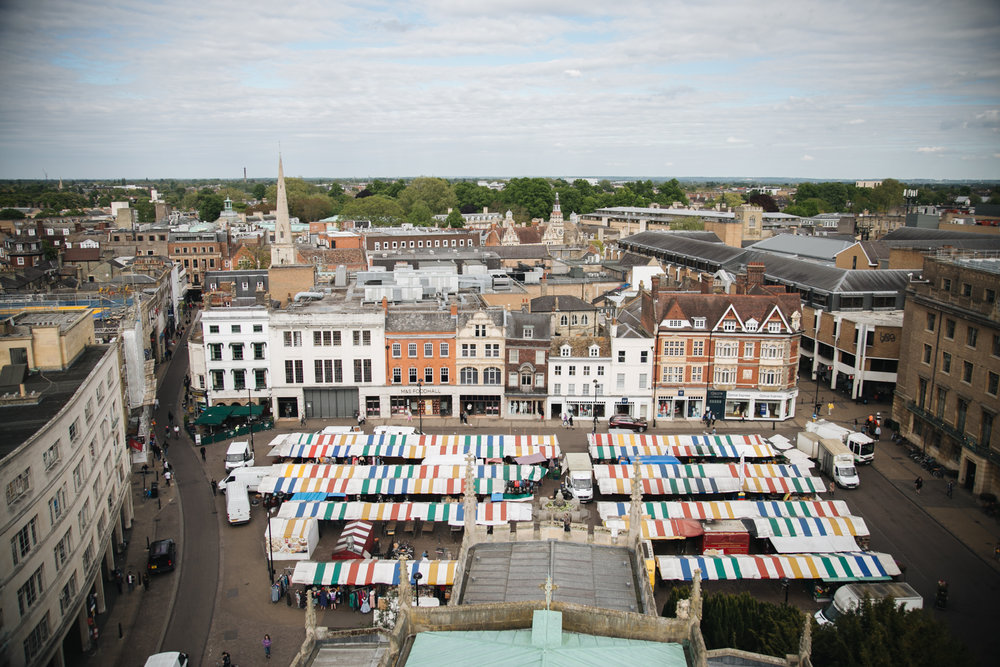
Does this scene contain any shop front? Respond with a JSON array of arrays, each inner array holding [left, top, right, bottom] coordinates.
[[460, 394, 501, 416], [656, 390, 705, 421], [722, 389, 798, 421], [389, 393, 453, 417], [505, 394, 546, 418]]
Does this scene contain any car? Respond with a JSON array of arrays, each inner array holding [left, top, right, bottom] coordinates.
[[147, 538, 177, 574], [608, 415, 648, 432]]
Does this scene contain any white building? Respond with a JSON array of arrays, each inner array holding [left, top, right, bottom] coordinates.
[[547, 337, 612, 422], [609, 322, 655, 421], [200, 307, 271, 407], [0, 313, 131, 667]]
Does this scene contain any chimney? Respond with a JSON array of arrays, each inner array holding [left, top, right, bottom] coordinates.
[[450, 303, 458, 317], [700, 276, 712, 294], [483, 206, 488, 214], [651, 274, 660, 296], [735, 272, 748, 295], [382, 296, 389, 314], [747, 262, 765, 291]]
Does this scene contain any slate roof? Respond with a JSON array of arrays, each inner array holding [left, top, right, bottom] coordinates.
[[505, 311, 552, 339], [487, 245, 551, 259], [62, 247, 101, 262], [746, 234, 855, 262], [549, 335, 611, 357], [616, 297, 652, 338], [652, 292, 801, 330], [615, 251, 658, 268], [514, 227, 543, 244], [385, 310, 457, 333], [530, 294, 597, 312]]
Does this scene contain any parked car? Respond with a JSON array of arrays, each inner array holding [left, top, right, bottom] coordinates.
[[147, 538, 177, 574], [609, 415, 648, 432]]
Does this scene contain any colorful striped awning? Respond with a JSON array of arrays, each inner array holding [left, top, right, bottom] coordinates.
[[750, 516, 869, 538], [291, 559, 458, 586], [259, 476, 502, 496], [603, 518, 704, 540], [655, 552, 900, 581], [597, 500, 852, 521], [270, 433, 560, 460], [277, 500, 533, 525], [272, 463, 544, 482], [741, 477, 826, 494], [589, 443, 775, 461], [594, 463, 812, 480], [597, 477, 739, 495]]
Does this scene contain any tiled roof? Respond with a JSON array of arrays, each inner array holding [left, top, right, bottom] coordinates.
[[530, 294, 597, 312]]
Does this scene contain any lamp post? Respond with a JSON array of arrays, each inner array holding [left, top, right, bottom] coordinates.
[[266, 507, 276, 585], [417, 380, 423, 434], [246, 386, 254, 450], [813, 371, 821, 418], [413, 571, 423, 607], [593, 379, 599, 434]]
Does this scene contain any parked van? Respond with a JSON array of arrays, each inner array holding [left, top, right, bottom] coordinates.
[[218, 466, 272, 494], [224, 441, 254, 472], [373, 425, 417, 435], [144, 652, 189, 667], [226, 481, 251, 525]]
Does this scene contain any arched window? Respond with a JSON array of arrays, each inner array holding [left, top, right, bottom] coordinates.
[[483, 367, 502, 385], [560, 315, 569, 326], [581, 314, 588, 325], [571, 315, 578, 325], [520, 370, 533, 388], [460, 367, 478, 384]]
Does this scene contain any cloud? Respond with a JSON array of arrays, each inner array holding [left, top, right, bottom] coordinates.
[[563, 69, 582, 77], [726, 137, 748, 144], [801, 154, 815, 161], [847, 119, 865, 125], [917, 146, 945, 153]]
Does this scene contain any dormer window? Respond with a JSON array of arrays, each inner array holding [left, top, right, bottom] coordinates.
[[745, 319, 758, 332], [768, 322, 782, 333], [667, 319, 684, 328], [723, 321, 737, 332], [523, 326, 534, 339], [693, 318, 706, 328], [560, 345, 571, 357], [589, 345, 600, 357]]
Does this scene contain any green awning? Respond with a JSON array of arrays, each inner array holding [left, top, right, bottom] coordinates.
[[229, 405, 265, 417], [194, 406, 233, 425]]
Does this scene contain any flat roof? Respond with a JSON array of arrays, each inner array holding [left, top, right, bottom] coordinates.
[[459, 541, 645, 613], [0, 345, 110, 462]]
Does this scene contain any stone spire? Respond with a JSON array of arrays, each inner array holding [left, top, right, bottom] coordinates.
[[271, 155, 297, 266], [627, 458, 644, 545], [551, 192, 563, 223]]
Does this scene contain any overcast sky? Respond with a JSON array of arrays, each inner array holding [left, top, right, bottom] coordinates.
[[0, 0, 998, 181]]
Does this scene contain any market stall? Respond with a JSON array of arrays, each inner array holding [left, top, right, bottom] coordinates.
[[266, 517, 319, 561], [655, 552, 900, 582], [597, 500, 853, 522]]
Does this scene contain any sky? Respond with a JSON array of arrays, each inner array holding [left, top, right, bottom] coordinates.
[[0, 0, 998, 181]]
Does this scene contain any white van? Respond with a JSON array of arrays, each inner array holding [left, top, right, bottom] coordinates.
[[226, 481, 251, 525], [373, 425, 417, 435], [144, 652, 189, 667], [218, 466, 271, 494], [224, 441, 254, 472]]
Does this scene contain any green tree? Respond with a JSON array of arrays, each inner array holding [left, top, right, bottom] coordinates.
[[454, 181, 495, 213], [445, 208, 465, 228], [654, 178, 689, 207], [0, 208, 25, 219], [339, 195, 405, 226], [197, 194, 224, 222], [406, 201, 433, 226], [134, 198, 156, 223], [41, 240, 59, 260], [398, 177, 457, 216], [296, 195, 334, 222], [252, 183, 267, 200], [369, 179, 407, 198], [502, 177, 554, 219]]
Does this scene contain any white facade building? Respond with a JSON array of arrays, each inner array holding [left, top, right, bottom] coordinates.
[[610, 325, 655, 421], [547, 338, 612, 423], [201, 307, 271, 406]]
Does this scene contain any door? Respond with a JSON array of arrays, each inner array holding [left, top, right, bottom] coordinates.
[[304, 388, 359, 418]]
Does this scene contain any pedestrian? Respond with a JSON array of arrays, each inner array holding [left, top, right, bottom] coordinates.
[[167, 411, 174, 424], [853, 418, 858, 428], [711, 427, 717, 435], [164, 470, 172, 486], [915, 476, 923, 494], [875, 425, 882, 441], [262, 634, 272, 660], [114, 569, 123, 594], [563, 513, 571, 532], [828, 481, 835, 495], [200, 446, 206, 461], [568, 414, 574, 427], [405, 408, 412, 423], [127, 570, 135, 592], [947, 480, 954, 498], [561, 413, 568, 427], [142, 572, 150, 591], [211, 479, 217, 496], [173, 425, 180, 440]]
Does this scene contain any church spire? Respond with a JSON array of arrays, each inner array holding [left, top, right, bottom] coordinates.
[[550, 192, 563, 223], [271, 155, 296, 266]]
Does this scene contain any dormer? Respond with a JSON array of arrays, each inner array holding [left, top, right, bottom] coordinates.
[[588, 345, 600, 357], [560, 344, 571, 357], [744, 318, 759, 332]]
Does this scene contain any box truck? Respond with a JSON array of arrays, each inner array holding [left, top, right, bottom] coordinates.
[[805, 419, 875, 464], [815, 582, 923, 625], [797, 433, 859, 488], [561, 453, 594, 503]]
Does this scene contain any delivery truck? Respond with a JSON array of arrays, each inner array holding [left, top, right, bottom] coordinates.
[[797, 432, 859, 488], [815, 582, 923, 625], [805, 419, 875, 464], [561, 453, 594, 503]]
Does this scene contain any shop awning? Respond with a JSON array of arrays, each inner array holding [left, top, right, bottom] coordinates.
[[291, 559, 458, 586], [749, 516, 869, 538], [604, 518, 704, 540], [594, 463, 813, 480], [768, 535, 861, 553], [514, 452, 547, 465], [229, 404, 265, 417], [597, 477, 739, 495], [272, 462, 545, 482], [270, 433, 560, 460], [260, 476, 502, 496], [742, 477, 826, 494], [194, 405, 232, 425], [277, 501, 533, 525], [655, 552, 900, 581], [597, 499, 852, 522]]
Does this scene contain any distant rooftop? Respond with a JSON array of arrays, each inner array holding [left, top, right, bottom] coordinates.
[[2, 311, 83, 335]]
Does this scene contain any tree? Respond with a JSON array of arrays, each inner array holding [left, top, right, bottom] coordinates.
[[134, 198, 156, 223], [296, 195, 334, 222], [747, 193, 779, 212], [197, 194, 224, 222], [369, 179, 407, 198], [0, 208, 25, 219], [41, 240, 59, 261], [406, 201, 433, 226], [454, 181, 495, 213], [502, 177, 554, 219], [252, 183, 267, 200], [655, 178, 689, 207], [339, 195, 405, 226], [236, 242, 271, 269], [398, 177, 457, 216], [445, 208, 465, 228]]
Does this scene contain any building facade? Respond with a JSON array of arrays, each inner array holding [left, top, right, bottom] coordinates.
[[383, 307, 458, 418], [892, 255, 1000, 493], [454, 310, 506, 417], [548, 337, 612, 422], [200, 307, 271, 408], [503, 311, 551, 419]]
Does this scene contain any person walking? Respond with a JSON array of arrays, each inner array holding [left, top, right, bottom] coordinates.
[[200, 446, 206, 461], [173, 425, 180, 440], [211, 479, 217, 496], [828, 481, 835, 495], [946, 480, 954, 498], [127, 570, 135, 592], [142, 572, 150, 591], [164, 470, 172, 486], [914, 476, 923, 494], [262, 634, 272, 660]]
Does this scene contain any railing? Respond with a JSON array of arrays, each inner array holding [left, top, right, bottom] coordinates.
[[193, 418, 275, 445], [904, 401, 1000, 465]]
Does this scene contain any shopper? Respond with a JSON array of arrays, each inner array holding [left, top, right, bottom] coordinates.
[[262, 634, 272, 660]]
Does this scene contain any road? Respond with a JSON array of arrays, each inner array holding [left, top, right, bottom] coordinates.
[[156, 331, 221, 667]]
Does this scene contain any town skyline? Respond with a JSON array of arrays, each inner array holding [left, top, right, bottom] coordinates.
[[1, 0, 998, 181]]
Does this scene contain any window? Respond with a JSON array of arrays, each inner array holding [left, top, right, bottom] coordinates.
[[692, 340, 704, 356], [967, 327, 978, 348], [987, 289, 996, 305], [460, 367, 478, 384], [474, 324, 487, 337], [520, 370, 533, 388], [359, 331, 371, 345], [640, 351, 648, 363], [72, 462, 85, 492], [995, 334, 1000, 357], [284, 360, 304, 383], [760, 369, 781, 385], [743, 342, 755, 358], [253, 342, 266, 360], [392, 368, 402, 384], [17, 567, 42, 616], [509, 349, 519, 363], [616, 373, 626, 390], [982, 411, 995, 449], [43, 441, 61, 470], [597, 366, 604, 376], [988, 372, 999, 396], [254, 369, 267, 390], [767, 322, 781, 333], [408, 343, 418, 358], [963, 362, 974, 384], [662, 340, 684, 356], [409, 367, 418, 383], [485, 344, 500, 358], [424, 343, 434, 357], [942, 352, 952, 374], [315, 360, 341, 383], [589, 345, 600, 357], [714, 367, 737, 384], [554, 383, 562, 395], [957, 398, 969, 432], [231, 343, 244, 360], [6, 469, 31, 506], [392, 343, 402, 358], [761, 344, 783, 359], [693, 317, 706, 328], [78, 498, 91, 534], [962, 283, 972, 297], [483, 368, 502, 384], [942, 278, 952, 291], [11, 516, 38, 565], [926, 313, 936, 331], [691, 366, 703, 383], [568, 366, 576, 376], [24, 612, 51, 662], [722, 321, 737, 332], [208, 324, 220, 334], [618, 350, 626, 362], [523, 326, 534, 339], [253, 324, 263, 332], [582, 366, 591, 376], [209, 343, 223, 361], [355, 359, 372, 383], [69, 419, 79, 442], [560, 345, 571, 357], [553, 365, 562, 376], [936, 387, 947, 419], [59, 571, 78, 615], [440, 342, 449, 357], [461, 344, 477, 358], [53, 530, 72, 571], [283, 331, 302, 347], [48, 484, 67, 524], [560, 315, 568, 326], [667, 319, 683, 328], [716, 342, 738, 358], [424, 367, 434, 383], [638, 373, 648, 389], [661, 366, 684, 383], [440, 367, 449, 383], [923, 344, 932, 364], [211, 370, 225, 390], [231, 324, 241, 333], [313, 331, 340, 346], [945, 319, 955, 339]]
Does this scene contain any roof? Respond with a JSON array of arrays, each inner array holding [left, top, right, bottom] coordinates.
[[458, 541, 645, 612], [746, 234, 855, 262], [530, 295, 596, 312], [62, 247, 102, 262], [505, 311, 552, 339], [385, 310, 458, 333], [488, 245, 552, 259]]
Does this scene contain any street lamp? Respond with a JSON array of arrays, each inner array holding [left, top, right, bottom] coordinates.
[[246, 386, 255, 450], [413, 571, 423, 607], [266, 507, 276, 585], [813, 370, 821, 418], [417, 380, 423, 434], [593, 379, 599, 434]]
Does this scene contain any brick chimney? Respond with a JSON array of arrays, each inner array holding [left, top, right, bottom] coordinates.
[[382, 296, 389, 314], [450, 303, 458, 317], [747, 262, 765, 291], [700, 275, 712, 294]]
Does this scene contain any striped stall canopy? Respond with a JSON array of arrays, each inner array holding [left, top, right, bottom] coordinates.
[[750, 516, 869, 538], [656, 552, 900, 582], [277, 501, 532, 525], [597, 500, 852, 522], [597, 477, 740, 496], [589, 443, 775, 461], [741, 477, 826, 494], [272, 463, 545, 482], [594, 463, 812, 480], [260, 476, 502, 496], [291, 559, 458, 586], [271, 434, 560, 459], [604, 518, 705, 540]]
